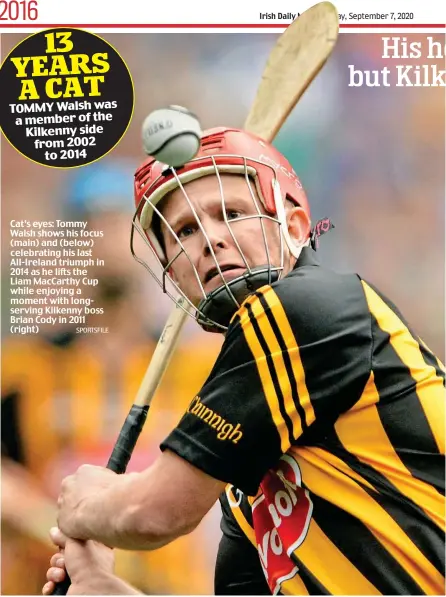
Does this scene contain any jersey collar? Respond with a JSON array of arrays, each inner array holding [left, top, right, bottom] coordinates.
[[293, 246, 321, 270]]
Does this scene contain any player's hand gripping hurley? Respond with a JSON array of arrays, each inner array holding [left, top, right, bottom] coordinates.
[[52, 3, 338, 593]]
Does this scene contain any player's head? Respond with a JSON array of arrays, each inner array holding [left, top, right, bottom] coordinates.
[[132, 127, 313, 333]]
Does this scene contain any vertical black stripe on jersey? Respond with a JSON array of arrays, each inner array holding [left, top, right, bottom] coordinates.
[[308, 492, 425, 595], [256, 291, 308, 433], [274, 271, 372, 430], [217, 490, 269, 596], [215, 532, 271, 596], [362, 281, 445, 381], [289, 555, 331, 595], [371, 315, 445, 494], [246, 302, 294, 446], [329, 432, 445, 575], [207, 312, 282, 492]]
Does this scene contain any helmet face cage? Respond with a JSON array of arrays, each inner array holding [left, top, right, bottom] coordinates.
[[131, 154, 287, 332]]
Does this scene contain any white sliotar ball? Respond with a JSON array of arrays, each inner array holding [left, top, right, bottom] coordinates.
[[141, 105, 202, 168]]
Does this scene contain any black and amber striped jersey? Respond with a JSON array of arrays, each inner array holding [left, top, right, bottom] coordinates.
[[162, 247, 445, 595], [214, 486, 271, 595]]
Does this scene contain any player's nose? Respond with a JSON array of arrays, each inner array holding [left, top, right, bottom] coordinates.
[[202, 221, 231, 256]]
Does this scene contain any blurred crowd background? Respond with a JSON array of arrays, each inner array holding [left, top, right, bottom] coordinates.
[[1, 32, 444, 595]]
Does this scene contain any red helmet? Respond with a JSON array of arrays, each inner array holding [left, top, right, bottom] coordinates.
[[131, 126, 316, 333], [133, 127, 310, 260]]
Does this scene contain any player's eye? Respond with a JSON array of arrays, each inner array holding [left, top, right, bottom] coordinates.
[[226, 209, 242, 221], [177, 223, 197, 240]]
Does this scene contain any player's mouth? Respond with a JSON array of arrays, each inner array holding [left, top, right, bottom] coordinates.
[[204, 264, 246, 285]]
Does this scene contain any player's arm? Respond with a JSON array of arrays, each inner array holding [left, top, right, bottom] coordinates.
[[57, 449, 225, 550]]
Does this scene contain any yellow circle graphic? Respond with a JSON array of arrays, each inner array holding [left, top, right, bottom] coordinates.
[[0, 28, 134, 169]]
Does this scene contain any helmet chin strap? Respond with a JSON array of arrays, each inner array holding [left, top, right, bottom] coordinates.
[[196, 266, 280, 333], [272, 178, 306, 261]]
